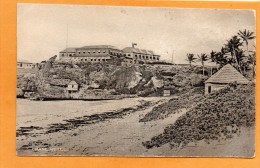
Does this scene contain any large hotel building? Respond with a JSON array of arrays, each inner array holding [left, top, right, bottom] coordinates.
[[59, 44, 160, 64]]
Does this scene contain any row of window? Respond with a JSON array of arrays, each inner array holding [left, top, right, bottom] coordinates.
[[71, 57, 109, 62], [17, 63, 33, 67], [78, 50, 106, 54], [134, 54, 159, 60], [61, 53, 75, 57], [61, 51, 123, 57]]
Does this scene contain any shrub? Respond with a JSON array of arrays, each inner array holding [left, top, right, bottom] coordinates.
[[143, 83, 255, 149]]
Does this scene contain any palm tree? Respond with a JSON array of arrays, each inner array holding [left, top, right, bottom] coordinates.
[[248, 51, 256, 78], [210, 50, 228, 69], [235, 49, 247, 74], [198, 53, 209, 75], [224, 36, 243, 72], [238, 29, 255, 56], [186, 53, 196, 67]]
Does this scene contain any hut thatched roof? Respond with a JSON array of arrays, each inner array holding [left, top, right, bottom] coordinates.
[[205, 64, 249, 84]]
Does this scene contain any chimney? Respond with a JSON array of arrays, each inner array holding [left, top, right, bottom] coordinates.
[[132, 43, 137, 48]]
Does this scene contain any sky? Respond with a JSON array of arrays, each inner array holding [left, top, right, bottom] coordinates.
[[17, 4, 256, 64]]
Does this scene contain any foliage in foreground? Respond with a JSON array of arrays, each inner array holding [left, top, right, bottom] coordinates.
[[143, 83, 255, 149], [139, 87, 204, 122]]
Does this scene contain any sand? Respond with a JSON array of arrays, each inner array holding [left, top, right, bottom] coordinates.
[[16, 97, 255, 157]]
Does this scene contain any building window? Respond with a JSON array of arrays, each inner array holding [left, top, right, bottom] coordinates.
[[85, 59, 87, 61], [128, 54, 131, 56], [91, 59, 93, 61], [142, 56, 145, 59], [153, 57, 155, 60], [69, 54, 72, 56], [83, 51, 85, 54], [146, 56, 148, 59], [98, 50, 101, 53], [150, 56, 152, 59], [78, 52, 81, 54], [81, 59, 83, 61], [98, 59, 100, 61], [62, 54, 64, 56], [94, 59, 96, 61], [103, 50, 106, 53], [157, 57, 159, 60], [93, 51, 95, 53]]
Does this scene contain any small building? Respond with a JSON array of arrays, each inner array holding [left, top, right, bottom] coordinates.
[[163, 90, 171, 97], [205, 64, 249, 95], [17, 59, 35, 69], [67, 81, 79, 93]]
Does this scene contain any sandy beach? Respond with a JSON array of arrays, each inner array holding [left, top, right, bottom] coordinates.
[[16, 97, 254, 157]]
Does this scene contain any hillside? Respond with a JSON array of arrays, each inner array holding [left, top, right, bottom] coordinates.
[[17, 59, 209, 99], [143, 83, 255, 149]]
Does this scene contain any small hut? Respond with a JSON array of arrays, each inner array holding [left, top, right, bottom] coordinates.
[[67, 80, 79, 93], [205, 64, 249, 95], [163, 90, 171, 97]]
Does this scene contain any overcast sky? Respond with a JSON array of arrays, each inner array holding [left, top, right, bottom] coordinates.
[[18, 4, 256, 64]]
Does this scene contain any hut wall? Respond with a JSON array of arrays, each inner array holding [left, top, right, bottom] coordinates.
[[205, 83, 226, 95]]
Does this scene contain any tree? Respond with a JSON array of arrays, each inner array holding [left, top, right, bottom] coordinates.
[[186, 53, 196, 67], [235, 49, 247, 74], [197, 53, 209, 76], [238, 29, 255, 56], [210, 50, 229, 69], [224, 36, 243, 72], [248, 51, 256, 78]]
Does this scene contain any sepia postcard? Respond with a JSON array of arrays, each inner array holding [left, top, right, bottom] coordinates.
[[16, 3, 256, 157]]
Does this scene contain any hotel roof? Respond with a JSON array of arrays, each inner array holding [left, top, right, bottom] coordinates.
[[78, 45, 119, 50], [122, 47, 159, 56], [60, 48, 77, 53]]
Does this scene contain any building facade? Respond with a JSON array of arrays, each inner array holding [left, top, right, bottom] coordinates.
[[17, 59, 35, 69], [59, 45, 123, 63], [122, 46, 160, 64], [67, 81, 79, 93], [59, 44, 160, 65]]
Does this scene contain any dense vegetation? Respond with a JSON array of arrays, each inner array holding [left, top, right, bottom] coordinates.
[[139, 87, 204, 122], [143, 83, 255, 149], [186, 29, 256, 79]]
